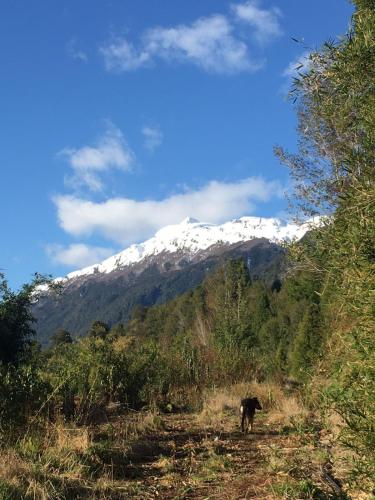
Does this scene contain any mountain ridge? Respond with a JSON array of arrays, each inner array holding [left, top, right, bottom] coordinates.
[[34, 216, 313, 343], [56, 216, 310, 283]]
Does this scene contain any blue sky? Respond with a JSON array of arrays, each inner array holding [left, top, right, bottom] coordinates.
[[1, 0, 352, 288]]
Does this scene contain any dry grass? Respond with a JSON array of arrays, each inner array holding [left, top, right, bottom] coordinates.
[[56, 425, 91, 452], [196, 381, 307, 431], [0, 450, 29, 484], [0, 448, 72, 499], [267, 395, 308, 428], [110, 410, 165, 445], [165, 384, 203, 411], [0, 410, 166, 499], [242, 381, 286, 410], [325, 410, 345, 440], [138, 411, 165, 432], [196, 388, 237, 429]]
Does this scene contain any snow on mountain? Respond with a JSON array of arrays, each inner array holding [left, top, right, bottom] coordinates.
[[63, 216, 312, 281]]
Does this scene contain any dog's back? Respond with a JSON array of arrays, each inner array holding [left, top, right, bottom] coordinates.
[[240, 397, 262, 433]]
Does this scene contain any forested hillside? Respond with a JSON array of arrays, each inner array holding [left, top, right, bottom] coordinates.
[[0, 1, 374, 497], [33, 238, 286, 344]]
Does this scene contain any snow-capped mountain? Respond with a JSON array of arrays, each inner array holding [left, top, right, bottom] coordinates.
[[65, 216, 309, 281], [34, 216, 313, 343]]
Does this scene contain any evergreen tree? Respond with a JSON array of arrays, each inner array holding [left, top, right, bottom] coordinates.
[[88, 320, 110, 340], [0, 273, 49, 365], [50, 329, 73, 348], [289, 304, 321, 379], [249, 282, 271, 336], [209, 259, 252, 349]]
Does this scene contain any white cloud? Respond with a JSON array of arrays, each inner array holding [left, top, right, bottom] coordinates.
[[59, 124, 134, 191], [46, 243, 115, 268], [100, 14, 264, 74], [232, 1, 282, 43], [142, 126, 163, 152], [53, 177, 283, 246], [100, 39, 150, 71], [66, 39, 88, 62]]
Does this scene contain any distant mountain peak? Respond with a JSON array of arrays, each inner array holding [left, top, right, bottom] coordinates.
[[180, 216, 200, 225], [35, 215, 320, 341], [55, 216, 314, 282]]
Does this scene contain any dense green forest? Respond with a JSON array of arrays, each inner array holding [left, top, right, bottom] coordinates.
[[33, 238, 286, 343], [0, 0, 374, 497]]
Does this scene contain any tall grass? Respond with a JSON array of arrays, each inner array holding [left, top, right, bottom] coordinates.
[[196, 381, 308, 431]]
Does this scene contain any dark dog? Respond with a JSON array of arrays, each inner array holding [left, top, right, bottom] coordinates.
[[240, 397, 262, 433]]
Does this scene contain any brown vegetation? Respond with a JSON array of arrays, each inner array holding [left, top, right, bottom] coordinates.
[[0, 382, 367, 499]]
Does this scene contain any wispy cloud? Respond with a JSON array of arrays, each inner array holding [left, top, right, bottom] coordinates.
[[66, 38, 88, 62], [100, 39, 150, 71], [100, 15, 257, 74], [142, 125, 163, 152], [100, 2, 282, 75], [59, 124, 134, 192], [232, 1, 282, 44], [46, 243, 115, 268], [53, 177, 284, 245]]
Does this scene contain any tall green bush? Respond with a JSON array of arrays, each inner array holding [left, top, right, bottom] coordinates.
[[277, 0, 375, 489]]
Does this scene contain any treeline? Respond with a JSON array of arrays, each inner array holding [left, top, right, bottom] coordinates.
[[115, 256, 323, 386], [0, 257, 322, 434]]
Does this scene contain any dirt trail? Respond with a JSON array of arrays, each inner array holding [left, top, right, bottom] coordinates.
[[114, 412, 294, 499]]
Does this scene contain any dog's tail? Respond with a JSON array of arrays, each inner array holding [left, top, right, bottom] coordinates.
[[240, 401, 244, 416]]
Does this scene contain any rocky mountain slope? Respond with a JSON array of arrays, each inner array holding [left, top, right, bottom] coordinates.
[[59, 216, 307, 281], [34, 217, 310, 344]]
